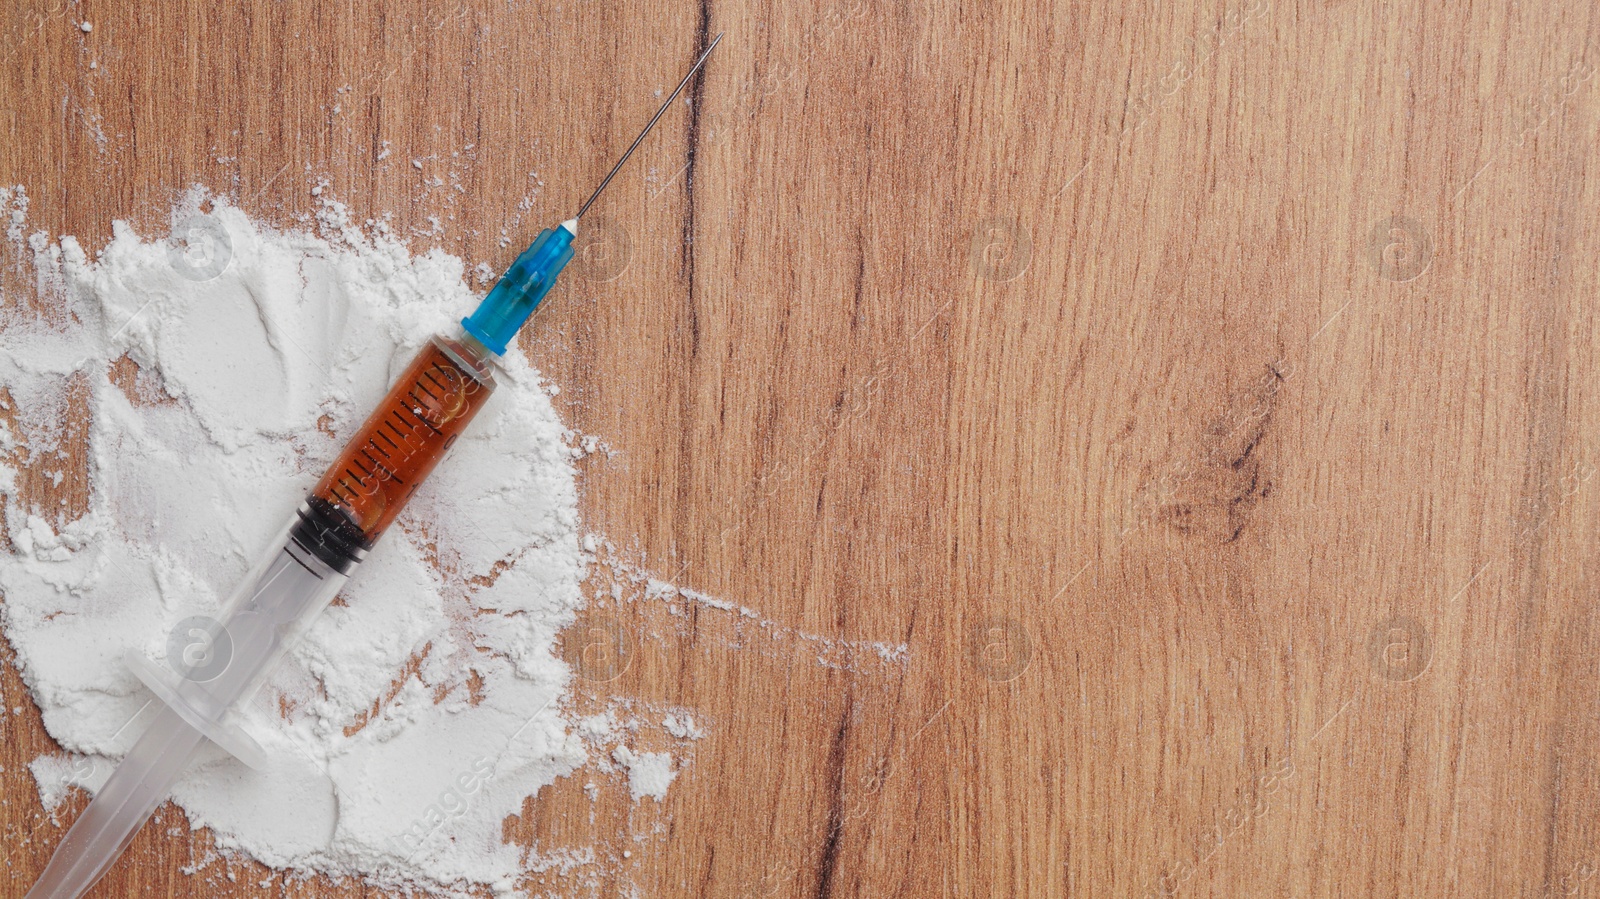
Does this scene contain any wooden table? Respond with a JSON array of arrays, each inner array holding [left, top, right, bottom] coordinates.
[[4, 0, 1599, 895]]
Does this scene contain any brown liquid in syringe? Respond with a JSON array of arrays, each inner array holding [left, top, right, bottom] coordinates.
[[309, 340, 495, 543]]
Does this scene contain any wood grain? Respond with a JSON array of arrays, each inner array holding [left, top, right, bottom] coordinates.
[[3, 0, 1600, 895]]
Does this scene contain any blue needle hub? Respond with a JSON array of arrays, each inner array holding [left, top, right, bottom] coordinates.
[[461, 220, 576, 355]]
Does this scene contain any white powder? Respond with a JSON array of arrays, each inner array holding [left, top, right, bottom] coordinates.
[[661, 713, 704, 741], [0, 190, 603, 895], [29, 753, 110, 817], [609, 746, 676, 802], [576, 710, 619, 743]]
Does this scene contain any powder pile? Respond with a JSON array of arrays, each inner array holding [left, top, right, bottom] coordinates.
[[0, 189, 612, 895]]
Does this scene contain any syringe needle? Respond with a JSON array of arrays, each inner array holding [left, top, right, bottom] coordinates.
[[462, 34, 723, 353], [574, 31, 723, 222]]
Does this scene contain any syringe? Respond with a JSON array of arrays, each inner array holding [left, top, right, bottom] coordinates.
[[24, 33, 721, 899]]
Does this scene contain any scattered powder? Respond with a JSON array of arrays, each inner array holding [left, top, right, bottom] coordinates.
[[576, 710, 618, 743], [610, 747, 676, 802], [661, 714, 704, 741], [627, 573, 910, 670], [0, 190, 629, 895]]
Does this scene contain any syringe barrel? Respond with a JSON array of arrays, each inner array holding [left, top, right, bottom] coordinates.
[[297, 332, 499, 572]]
